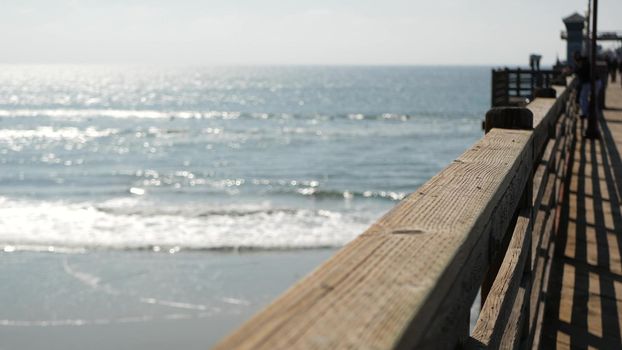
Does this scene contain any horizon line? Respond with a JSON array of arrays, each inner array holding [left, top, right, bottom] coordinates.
[[0, 62, 559, 68]]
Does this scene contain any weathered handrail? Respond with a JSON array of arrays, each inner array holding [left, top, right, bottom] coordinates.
[[213, 77, 578, 350], [469, 79, 577, 349]]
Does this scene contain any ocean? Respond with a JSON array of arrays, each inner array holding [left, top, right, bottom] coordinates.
[[0, 65, 489, 348]]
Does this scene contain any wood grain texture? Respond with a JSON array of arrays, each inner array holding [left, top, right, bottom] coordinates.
[[499, 280, 530, 349], [213, 128, 534, 350], [465, 83, 572, 350], [553, 114, 573, 176], [468, 212, 531, 349], [526, 176, 557, 350], [531, 151, 560, 270], [533, 140, 554, 214], [529, 208, 557, 350], [527, 98, 557, 158], [527, 105, 572, 350], [480, 106, 535, 309]]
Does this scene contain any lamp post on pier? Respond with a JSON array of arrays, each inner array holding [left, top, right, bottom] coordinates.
[[585, 0, 600, 139]]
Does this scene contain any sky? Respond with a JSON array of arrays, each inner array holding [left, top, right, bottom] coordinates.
[[0, 0, 620, 66]]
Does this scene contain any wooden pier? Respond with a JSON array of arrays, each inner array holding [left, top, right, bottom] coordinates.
[[540, 83, 622, 349], [212, 80, 622, 349], [491, 68, 560, 107]]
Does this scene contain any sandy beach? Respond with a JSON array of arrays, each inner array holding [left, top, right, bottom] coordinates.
[[0, 249, 335, 350]]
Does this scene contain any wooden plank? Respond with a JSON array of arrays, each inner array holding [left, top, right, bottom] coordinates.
[[529, 207, 547, 276], [529, 210, 557, 350], [554, 114, 574, 201], [481, 107, 533, 308], [553, 131, 567, 175], [468, 212, 531, 349], [527, 98, 556, 127], [532, 139, 555, 213], [554, 116, 574, 195], [555, 113, 572, 151], [530, 251, 555, 350], [213, 128, 534, 350], [552, 83, 569, 108], [525, 134, 562, 348], [526, 98, 557, 157], [554, 113, 568, 143], [526, 189, 557, 350], [529, 86, 568, 148], [539, 83, 622, 347], [526, 180, 557, 349], [523, 114, 563, 348], [498, 284, 529, 349], [416, 231, 486, 349], [531, 165, 557, 269]]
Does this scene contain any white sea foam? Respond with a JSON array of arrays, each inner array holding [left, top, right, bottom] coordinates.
[[0, 126, 117, 143], [0, 109, 240, 120], [0, 197, 370, 251]]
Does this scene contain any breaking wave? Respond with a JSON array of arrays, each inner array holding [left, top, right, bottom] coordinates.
[[0, 196, 374, 252]]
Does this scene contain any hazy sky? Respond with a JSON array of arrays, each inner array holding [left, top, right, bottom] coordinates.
[[0, 0, 620, 66]]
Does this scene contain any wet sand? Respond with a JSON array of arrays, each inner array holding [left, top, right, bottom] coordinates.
[[0, 249, 335, 350]]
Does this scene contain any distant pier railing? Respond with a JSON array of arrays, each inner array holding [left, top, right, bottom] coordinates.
[[213, 76, 577, 350], [491, 68, 562, 107]]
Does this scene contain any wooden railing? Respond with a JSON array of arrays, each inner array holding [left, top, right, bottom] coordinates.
[[491, 68, 561, 107], [213, 77, 578, 350]]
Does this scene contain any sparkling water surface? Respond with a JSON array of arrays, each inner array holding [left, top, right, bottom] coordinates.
[[0, 65, 489, 348], [0, 65, 488, 251]]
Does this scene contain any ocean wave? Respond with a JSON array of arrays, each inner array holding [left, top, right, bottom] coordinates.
[[0, 126, 118, 142], [0, 197, 373, 251], [94, 202, 302, 218], [0, 109, 241, 120], [245, 183, 407, 201], [126, 173, 407, 201], [118, 173, 409, 202], [0, 108, 465, 122], [292, 188, 407, 201]]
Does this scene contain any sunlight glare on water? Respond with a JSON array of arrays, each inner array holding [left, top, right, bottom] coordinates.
[[0, 65, 488, 251]]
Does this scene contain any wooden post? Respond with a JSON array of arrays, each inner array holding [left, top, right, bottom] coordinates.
[[485, 107, 534, 213], [533, 87, 556, 99], [484, 107, 534, 134], [533, 88, 558, 140], [482, 107, 534, 306]]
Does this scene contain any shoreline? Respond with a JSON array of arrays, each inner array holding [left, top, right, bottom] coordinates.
[[0, 249, 336, 350]]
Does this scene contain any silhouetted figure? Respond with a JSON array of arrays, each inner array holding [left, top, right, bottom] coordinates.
[[573, 52, 591, 119], [609, 55, 618, 83]]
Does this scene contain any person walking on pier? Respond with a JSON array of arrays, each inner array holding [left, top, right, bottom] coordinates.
[[609, 54, 618, 83], [573, 52, 592, 119]]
